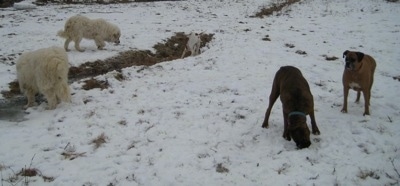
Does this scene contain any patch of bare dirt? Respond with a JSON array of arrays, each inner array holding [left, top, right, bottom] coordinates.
[[252, 0, 300, 18]]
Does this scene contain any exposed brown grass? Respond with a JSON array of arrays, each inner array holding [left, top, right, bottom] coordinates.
[[253, 0, 300, 18], [1, 81, 19, 99], [82, 78, 110, 90], [91, 133, 108, 149], [61, 152, 87, 160], [216, 163, 229, 173], [1, 156, 55, 185]]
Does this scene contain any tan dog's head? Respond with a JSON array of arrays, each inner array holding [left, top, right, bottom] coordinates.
[[288, 114, 311, 149], [107, 26, 121, 45], [112, 30, 121, 45], [343, 50, 365, 71]]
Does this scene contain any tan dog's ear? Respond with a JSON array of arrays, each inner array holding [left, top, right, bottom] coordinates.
[[343, 50, 349, 58], [356, 52, 364, 62]]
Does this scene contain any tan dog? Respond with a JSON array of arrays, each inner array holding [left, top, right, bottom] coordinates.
[[181, 32, 201, 58], [57, 15, 121, 52], [16, 46, 71, 110], [262, 66, 320, 149], [341, 50, 376, 115]]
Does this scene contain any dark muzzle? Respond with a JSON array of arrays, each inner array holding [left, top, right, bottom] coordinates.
[[296, 140, 311, 149]]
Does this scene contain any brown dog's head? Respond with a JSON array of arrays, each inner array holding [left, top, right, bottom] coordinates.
[[343, 50, 365, 71], [288, 114, 311, 149]]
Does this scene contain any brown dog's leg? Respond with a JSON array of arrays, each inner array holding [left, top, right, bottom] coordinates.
[[261, 79, 280, 128], [341, 86, 349, 113], [282, 111, 291, 141], [363, 89, 371, 115], [261, 99, 277, 128], [309, 112, 321, 135], [355, 91, 361, 103]]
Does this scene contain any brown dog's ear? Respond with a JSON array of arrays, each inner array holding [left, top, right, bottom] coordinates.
[[356, 52, 364, 62], [343, 50, 349, 58]]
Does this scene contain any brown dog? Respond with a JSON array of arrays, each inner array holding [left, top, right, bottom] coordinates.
[[261, 66, 320, 149], [341, 50, 376, 115]]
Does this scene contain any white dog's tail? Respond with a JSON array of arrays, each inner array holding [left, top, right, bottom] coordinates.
[[57, 30, 68, 38]]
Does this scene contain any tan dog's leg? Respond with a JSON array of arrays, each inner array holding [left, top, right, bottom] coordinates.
[[74, 37, 85, 52], [57, 83, 72, 103], [181, 47, 187, 59], [24, 89, 36, 109], [44, 90, 57, 110], [261, 78, 280, 128], [363, 89, 370, 115], [192, 43, 200, 56], [341, 86, 349, 113], [309, 112, 320, 135], [364, 63, 376, 116], [64, 38, 72, 51], [95, 37, 105, 50]]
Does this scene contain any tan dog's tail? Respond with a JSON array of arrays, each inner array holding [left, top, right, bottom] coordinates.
[[55, 59, 71, 103], [57, 30, 68, 38]]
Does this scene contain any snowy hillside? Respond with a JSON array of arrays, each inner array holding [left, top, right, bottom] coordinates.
[[0, 0, 399, 185]]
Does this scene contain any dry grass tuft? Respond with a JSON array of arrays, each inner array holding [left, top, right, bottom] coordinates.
[[91, 133, 108, 149], [216, 163, 229, 173], [285, 43, 295, 48], [118, 120, 127, 126], [357, 169, 380, 180], [61, 152, 87, 160], [295, 50, 307, 55], [17, 168, 38, 177], [1, 81, 20, 99], [1, 163, 54, 184], [322, 54, 339, 61], [82, 78, 110, 90]]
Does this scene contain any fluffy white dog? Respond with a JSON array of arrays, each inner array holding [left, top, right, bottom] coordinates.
[[57, 15, 121, 52], [181, 32, 202, 58], [16, 46, 71, 110]]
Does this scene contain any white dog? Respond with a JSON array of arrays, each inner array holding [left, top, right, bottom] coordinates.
[[181, 32, 202, 58], [16, 46, 71, 110], [57, 15, 121, 52]]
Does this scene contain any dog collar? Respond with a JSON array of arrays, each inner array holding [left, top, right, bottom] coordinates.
[[288, 111, 307, 118]]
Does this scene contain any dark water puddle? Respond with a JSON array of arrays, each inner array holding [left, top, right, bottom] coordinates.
[[0, 96, 27, 122]]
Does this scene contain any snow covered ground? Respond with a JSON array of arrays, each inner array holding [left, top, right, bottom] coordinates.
[[0, 0, 399, 185]]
